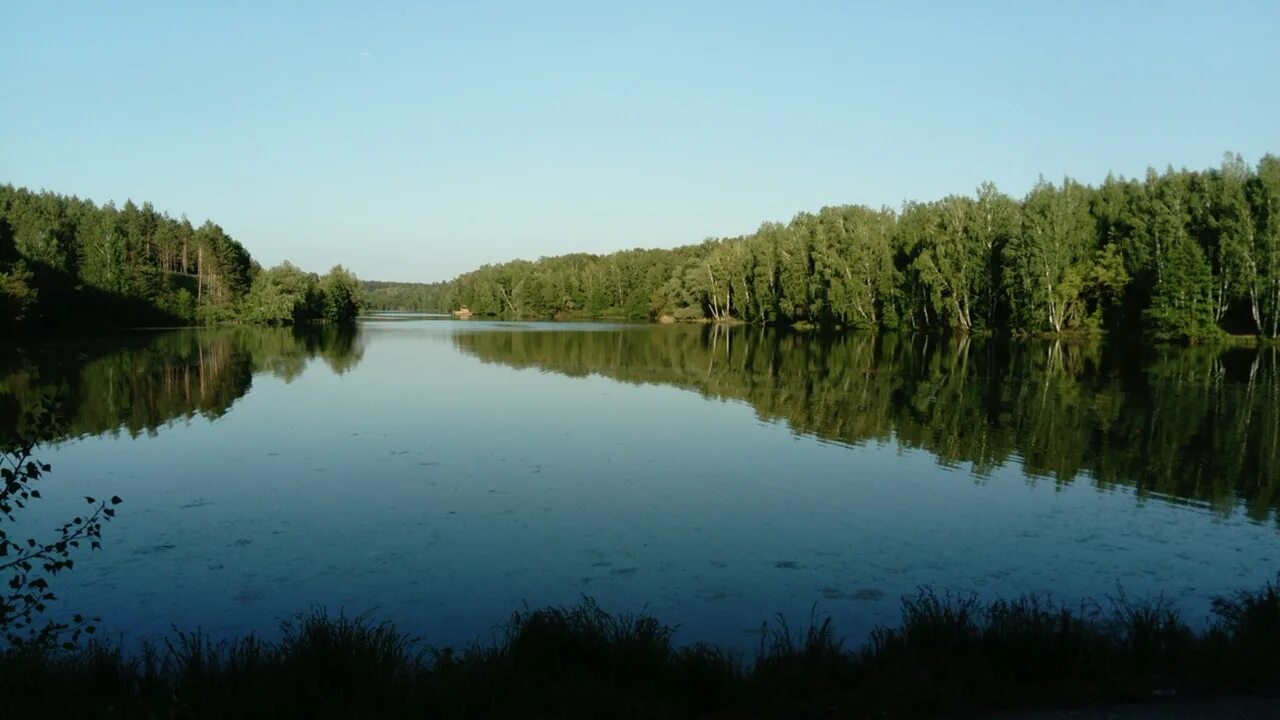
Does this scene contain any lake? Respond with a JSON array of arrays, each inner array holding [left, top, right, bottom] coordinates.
[[1, 316, 1277, 652]]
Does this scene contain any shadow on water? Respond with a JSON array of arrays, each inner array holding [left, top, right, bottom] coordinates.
[[452, 325, 1280, 523]]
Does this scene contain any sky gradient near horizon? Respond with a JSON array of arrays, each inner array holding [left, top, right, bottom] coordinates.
[[2, 1, 1277, 282]]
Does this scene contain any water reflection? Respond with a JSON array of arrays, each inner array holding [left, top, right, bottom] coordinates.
[[3, 322, 1278, 524], [453, 325, 1280, 523], [1, 320, 1274, 651], [0, 325, 364, 446]]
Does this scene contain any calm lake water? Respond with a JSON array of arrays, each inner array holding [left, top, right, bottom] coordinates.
[[2, 316, 1277, 652]]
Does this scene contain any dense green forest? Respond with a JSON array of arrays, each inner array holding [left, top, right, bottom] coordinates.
[[10, 153, 1279, 340], [361, 280, 451, 312], [432, 153, 1280, 340], [455, 326, 1280, 523], [0, 185, 363, 334]]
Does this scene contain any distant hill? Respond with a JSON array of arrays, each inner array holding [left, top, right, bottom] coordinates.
[[361, 280, 451, 312]]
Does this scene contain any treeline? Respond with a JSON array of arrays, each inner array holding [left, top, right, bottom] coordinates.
[[455, 326, 1280, 522], [0, 185, 364, 334], [441, 153, 1280, 340], [361, 280, 451, 312]]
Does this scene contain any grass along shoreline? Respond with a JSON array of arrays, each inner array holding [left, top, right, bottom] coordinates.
[[3, 581, 1279, 719]]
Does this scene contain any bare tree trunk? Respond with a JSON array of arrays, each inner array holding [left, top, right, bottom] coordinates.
[[498, 285, 518, 315], [706, 264, 720, 320], [1271, 283, 1280, 338], [1250, 285, 1262, 334]]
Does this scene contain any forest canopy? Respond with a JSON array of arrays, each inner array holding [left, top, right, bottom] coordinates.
[[0, 185, 363, 334], [361, 280, 452, 313], [7, 152, 1279, 341], [419, 153, 1279, 341]]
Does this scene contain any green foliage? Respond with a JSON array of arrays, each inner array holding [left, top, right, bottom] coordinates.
[[362, 280, 452, 312], [0, 186, 361, 331], [1248, 154, 1280, 338], [1144, 236, 1221, 341], [242, 262, 322, 325], [1004, 180, 1097, 332], [0, 261, 37, 336], [8, 153, 1280, 340], [319, 266, 363, 322], [239, 263, 367, 326], [427, 155, 1279, 341], [899, 188, 1015, 331]]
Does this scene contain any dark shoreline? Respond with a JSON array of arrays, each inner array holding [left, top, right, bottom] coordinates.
[[4, 581, 1278, 719]]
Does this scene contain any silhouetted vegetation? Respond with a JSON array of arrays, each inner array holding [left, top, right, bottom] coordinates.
[[455, 326, 1280, 522], [1, 399, 121, 650], [2, 584, 1278, 718], [433, 153, 1280, 341], [0, 185, 364, 334]]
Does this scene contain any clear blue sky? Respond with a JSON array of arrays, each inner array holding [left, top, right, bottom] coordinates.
[[2, 1, 1276, 282]]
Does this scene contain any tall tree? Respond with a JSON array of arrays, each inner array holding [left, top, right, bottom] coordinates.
[[1005, 179, 1098, 332]]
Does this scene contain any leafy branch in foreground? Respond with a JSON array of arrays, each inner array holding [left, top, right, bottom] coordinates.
[[0, 399, 121, 649]]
